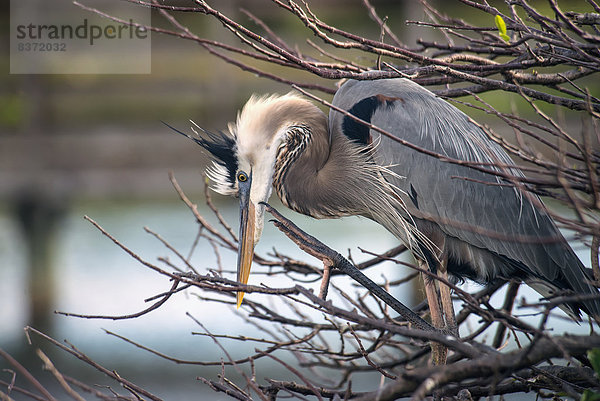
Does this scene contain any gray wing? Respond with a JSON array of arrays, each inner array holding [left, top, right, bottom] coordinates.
[[330, 78, 598, 317]]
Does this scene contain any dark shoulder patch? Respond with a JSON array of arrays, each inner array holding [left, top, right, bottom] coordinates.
[[341, 94, 401, 145]]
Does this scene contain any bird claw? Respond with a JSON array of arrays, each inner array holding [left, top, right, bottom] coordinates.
[[264, 202, 335, 299], [263, 202, 335, 262], [264, 202, 439, 333]]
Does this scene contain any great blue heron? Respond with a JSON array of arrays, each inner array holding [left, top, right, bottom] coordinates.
[[181, 78, 600, 330]]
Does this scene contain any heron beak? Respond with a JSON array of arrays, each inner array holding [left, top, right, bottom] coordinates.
[[237, 182, 256, 308]]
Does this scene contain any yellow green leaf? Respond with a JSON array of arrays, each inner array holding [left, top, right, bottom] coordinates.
[[589, 348, 600, 374], [582, 389, 600, 401], [495, 15, 509, 42], [495, 15, 507, 35]]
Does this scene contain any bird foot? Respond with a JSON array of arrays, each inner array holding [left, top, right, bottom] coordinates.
[[262, 202, 440, 333], [262, 202, 336, 262]]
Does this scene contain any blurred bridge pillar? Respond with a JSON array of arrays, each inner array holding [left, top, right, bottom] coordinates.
[[14, 190, 67, 335]]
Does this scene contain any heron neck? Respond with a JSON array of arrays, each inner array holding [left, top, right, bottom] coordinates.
[[275, 124, 370, 219]]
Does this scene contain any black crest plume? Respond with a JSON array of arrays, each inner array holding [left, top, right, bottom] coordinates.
[[163, 121, 238, 193]]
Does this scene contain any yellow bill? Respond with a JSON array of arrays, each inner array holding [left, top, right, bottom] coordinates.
[[236, 193, 256, 308]]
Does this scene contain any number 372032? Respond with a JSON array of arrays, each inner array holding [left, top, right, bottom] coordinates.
[[17, 42, 66, 51]]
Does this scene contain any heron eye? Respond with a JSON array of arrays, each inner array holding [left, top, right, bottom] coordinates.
[[237, 172, 248, 182]]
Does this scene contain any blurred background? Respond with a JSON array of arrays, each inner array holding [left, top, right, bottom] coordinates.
[[0, 1, 595, 400]]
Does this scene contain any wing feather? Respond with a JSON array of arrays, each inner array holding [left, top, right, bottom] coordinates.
[[330, 79, 599, 317]]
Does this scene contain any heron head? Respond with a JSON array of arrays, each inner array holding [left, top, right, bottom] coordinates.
[[196, 93, 326, 307]]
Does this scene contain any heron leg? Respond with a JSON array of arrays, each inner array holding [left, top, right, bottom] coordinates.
[[319, 261, 333, 300], [421, 261, 447, 365], [438, 254, 458, 337]]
